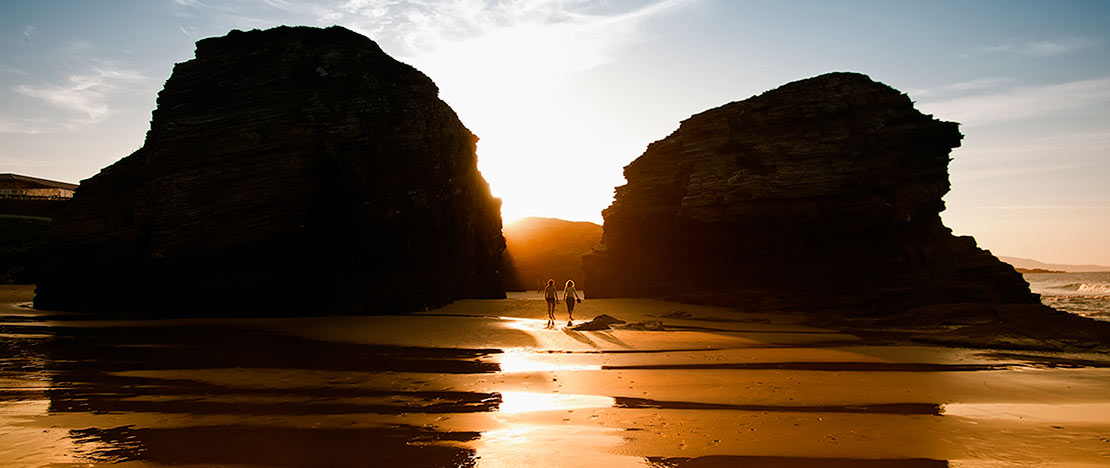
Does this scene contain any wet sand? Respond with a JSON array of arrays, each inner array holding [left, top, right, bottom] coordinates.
[[2, 285, 1109, 467]]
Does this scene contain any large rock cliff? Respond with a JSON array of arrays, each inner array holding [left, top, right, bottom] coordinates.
[[35, 26, 505, 315], [583, 72, 1038, 316]]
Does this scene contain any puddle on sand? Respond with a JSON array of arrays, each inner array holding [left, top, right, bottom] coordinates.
[[497, 391, 615, 414], [614, 396, 941, 415], [942, 402, 1110, 423], [495, 348, 602, 373], [498, 316, 552, 332], [474, 424, 647, 468], [645, 455, 947, 467]]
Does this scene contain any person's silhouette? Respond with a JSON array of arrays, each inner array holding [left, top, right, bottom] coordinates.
[[564, 279, 580, 326], [543, 279, 558, 328]]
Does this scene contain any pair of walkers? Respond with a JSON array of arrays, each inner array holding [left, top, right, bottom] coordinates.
[[544, 279, 580, 328]]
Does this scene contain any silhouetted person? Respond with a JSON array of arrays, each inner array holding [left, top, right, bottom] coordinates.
[[544, 279, 558, 328], [564, 279, 580, 326]]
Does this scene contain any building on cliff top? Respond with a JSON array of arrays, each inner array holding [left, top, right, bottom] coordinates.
[[0, 173, 77, 200]]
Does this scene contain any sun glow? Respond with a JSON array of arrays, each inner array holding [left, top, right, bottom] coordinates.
[[496, 348, 601, 373], [401, 2, 695, 224], [497, 391, 614, 414]]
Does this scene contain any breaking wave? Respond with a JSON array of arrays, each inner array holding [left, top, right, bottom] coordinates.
[[1077, 283, 1110, 294], [1024, 271, 1110, 322]]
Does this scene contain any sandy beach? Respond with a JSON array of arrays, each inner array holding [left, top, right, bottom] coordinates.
[[1, 284, 1108, 467]]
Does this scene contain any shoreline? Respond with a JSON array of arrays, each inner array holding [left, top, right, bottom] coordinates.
[[2, 285, 1109, 467]]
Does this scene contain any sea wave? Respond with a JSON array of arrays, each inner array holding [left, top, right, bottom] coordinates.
[[1077, 283, 1110, 294], [1040, 282, 1110, 294], [1041, 295, 1110, 322], [1025, 272, 1110, 320]]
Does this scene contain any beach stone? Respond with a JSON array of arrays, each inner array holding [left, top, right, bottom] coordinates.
[[34, 26, 504, 315], [619, 320, 665, 331], [572, 314, 627, 331], [582, 72, 1038, 318]]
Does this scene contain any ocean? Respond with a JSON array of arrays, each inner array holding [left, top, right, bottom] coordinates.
[[1024, 272, 1110, 322]]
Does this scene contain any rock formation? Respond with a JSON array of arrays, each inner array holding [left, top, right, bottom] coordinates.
[[502, 217, 602, 291], [583, 72, 1039, 316], [34, 26, 505, 315]]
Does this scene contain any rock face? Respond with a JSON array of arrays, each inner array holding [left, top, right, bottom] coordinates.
[[583, 72, 1037, 315], [34, 26, 505, 315], [502, 217, 602, 291]]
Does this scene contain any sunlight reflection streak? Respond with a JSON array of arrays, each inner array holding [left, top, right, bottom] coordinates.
[[497, 391, 614, 414]]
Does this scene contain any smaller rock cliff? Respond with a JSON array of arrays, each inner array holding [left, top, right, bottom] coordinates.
[[502, 217, 602, 291], [35, 26, 504, 315], [583, 72, 1038, 316]]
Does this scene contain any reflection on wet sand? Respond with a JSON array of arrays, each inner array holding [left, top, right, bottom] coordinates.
[[497, 391, 614, 414], [645, 455, 947, 467], [68, 424, 481, 467], [3, 288, 1110, 467], [496, 348, 602, 373]]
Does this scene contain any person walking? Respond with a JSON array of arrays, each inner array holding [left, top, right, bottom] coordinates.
[[564, 279, 580, 326], [543, 279, 559, 328]]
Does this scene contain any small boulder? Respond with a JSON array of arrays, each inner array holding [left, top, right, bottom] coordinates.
[[619, 320, 665, 331], [571, 314, 627, 331]]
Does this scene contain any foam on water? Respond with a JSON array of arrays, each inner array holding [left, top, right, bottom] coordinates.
[[1024, 271, 1110, 322]]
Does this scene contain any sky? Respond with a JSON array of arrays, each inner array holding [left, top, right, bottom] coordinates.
[[1, 0, 1108, 265]]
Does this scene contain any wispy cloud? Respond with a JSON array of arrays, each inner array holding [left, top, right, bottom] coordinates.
[[0, 155, 55, 168], [171, 0, 694, 66], [953, 159, 1109, 183], [0, 117, 65, 135], [1022, 38, 1094, 57], [910, 77, 1012, 98], [3, 64, 154, 133], [976, 204, 1110, 211], [917, 77, 1110, 126], [0, 64, 29, 76], [979, 37, 1095, 57], [19, 25, 35, 47]]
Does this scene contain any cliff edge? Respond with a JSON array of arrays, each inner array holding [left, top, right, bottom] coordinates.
[[35, 26, 505, 315], [583, 73, 1109, 349]]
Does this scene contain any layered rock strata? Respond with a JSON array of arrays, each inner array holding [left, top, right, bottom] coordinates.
[[35, 26, 505, 315], [583, 72, 1038, 316]]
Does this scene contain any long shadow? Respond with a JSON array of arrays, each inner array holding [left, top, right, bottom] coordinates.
[[646, 455, 947, 467], [615, 396, 941, 415], [0, 320, 499, 467], [604, 362, 1007, 372], [70, 424, 479, 467], [562, 328, 600, 348], [0, 323, 501, 374], [591, 330, 635, 349]]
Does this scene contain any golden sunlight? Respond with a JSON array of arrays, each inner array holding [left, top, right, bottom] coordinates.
[[497, 391, 614, 414], [407, 23, 631, 224]]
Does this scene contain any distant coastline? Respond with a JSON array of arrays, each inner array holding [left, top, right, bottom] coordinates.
[[1015, 268, 1065, 274], [1000, 256, 1110, 273]]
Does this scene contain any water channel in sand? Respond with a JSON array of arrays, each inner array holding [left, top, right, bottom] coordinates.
[[2, 286, 1109, 467]]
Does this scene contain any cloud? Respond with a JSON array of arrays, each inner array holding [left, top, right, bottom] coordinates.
[[910, 77, 1012, 98], [19, 25, 35, 46], [172, 0, 694, 62], [0, 64, 29, 76], [979, 37, 1095, 58], [0, 155, 55, 168], [953, 160, 1109, 183], [1022, 38, 1094, 57], [975, 204, 1110, 211], [916, 77, 1110, 126], [4, 64, 154, 133]]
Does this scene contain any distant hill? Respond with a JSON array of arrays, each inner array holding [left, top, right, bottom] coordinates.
[[502, 217, 603, 291], [999, 256, 1110, 273]]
